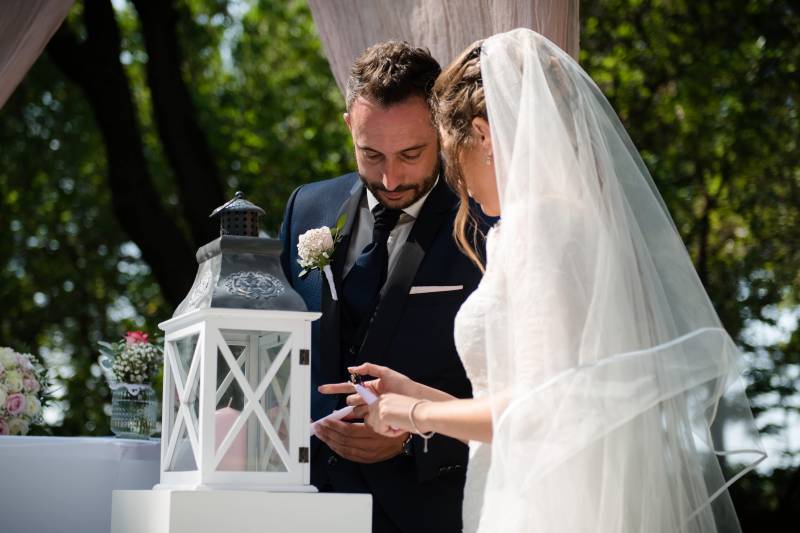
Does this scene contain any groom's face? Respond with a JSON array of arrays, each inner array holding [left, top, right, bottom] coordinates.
[[345, 95, 440, 210]]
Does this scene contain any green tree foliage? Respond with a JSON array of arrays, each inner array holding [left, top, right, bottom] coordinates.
[[176, 0, 355, 231], [581, 0, 800, 526], [0, 0, 352, 435]]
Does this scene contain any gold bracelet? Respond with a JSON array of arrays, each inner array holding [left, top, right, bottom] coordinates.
[[408, 399, 435, 453]]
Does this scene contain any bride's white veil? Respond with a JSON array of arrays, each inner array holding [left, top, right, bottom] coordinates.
[[477, 28, 766, 532]]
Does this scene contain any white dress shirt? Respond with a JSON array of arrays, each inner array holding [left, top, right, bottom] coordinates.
[[343, 178, 439, 278]]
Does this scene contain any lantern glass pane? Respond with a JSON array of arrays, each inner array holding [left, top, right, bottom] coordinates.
[[167, 417, 197, 471], [215, 342, 249, 471], [213, 330, 292, 472], [259, 346, 292, 471], [165, 333, 199, 472], [167, 376, 180, 444], [216, 344, 247, 411], [189, 366, 201, 422], [237, 406, 287, 472], [174, 334, 198, 386]]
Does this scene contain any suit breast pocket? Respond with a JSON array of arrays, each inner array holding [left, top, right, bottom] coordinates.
[[405, 289, 466, 308]]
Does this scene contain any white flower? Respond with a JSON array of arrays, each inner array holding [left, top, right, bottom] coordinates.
[[24, 395, 41, 418], [4, 370, 23, 393], [8, 417, 29, 435], [110, 340, 162, 384], [0, 387, 7, 408], [0, 348, 17, 367], [297, 227, 334, 267], [295, 216, 347, 301]]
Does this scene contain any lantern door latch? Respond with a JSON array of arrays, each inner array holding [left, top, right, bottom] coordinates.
[[299, 447, 309, 463], [299, 349, 310, 365]]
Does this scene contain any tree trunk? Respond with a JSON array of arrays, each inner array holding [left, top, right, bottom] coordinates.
[[132, 0, 226, 247], [47, 0, 197, 308]]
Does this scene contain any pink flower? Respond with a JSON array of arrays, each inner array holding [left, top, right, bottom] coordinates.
[[5, 393, 26, 416], [0, 419, 8, 436], [23, 377, 40, 393], [16, 354, 33, 370], [125, 331, 149, 345]]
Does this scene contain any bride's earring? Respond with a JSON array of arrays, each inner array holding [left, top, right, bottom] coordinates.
[[485, 153, 493, 166]]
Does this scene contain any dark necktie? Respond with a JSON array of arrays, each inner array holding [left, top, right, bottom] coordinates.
[[341, 203, 402, 327]]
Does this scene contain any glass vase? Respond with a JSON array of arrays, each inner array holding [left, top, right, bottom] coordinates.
[[110, 384, 159, 439]]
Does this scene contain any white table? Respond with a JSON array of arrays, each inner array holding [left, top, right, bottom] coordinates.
[[0, 435, 160, 533]]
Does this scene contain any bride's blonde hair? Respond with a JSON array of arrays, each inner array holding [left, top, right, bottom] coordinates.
[[433, 40, 487, 271]]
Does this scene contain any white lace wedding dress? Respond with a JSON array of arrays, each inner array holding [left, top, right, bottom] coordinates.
[[453, 225, 502, 533]]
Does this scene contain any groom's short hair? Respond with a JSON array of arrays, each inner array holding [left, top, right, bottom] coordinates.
[[346, 41, 441, 111]]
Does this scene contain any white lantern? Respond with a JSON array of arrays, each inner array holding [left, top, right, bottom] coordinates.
[[156, 192, 320, 492]]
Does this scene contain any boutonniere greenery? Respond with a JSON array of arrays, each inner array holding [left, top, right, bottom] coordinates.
[[297, 213, 347, 300]]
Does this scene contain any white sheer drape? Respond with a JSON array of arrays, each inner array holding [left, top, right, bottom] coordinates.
[[0, 0, 74, 109], [307, 0, 579, 92]]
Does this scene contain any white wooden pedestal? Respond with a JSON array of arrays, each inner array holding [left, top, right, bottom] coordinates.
[[111, 490, 372, 533]]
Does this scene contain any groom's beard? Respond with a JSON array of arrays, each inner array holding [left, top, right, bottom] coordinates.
[[359, 162, 439, 210]]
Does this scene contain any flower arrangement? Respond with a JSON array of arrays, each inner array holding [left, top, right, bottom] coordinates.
[[297, 213, 346, 300], [99, 331, 162, 438], [98, 331, 163, 391], [0, 347, 48, 436]]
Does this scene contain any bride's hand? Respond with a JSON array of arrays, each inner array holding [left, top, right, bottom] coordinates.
[[347, 362, 418, 397], [317, 362, 420, 417], [365, 393, 422, 437]]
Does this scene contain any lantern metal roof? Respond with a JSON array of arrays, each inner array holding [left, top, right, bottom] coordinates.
[[173, 191, 307, 316]]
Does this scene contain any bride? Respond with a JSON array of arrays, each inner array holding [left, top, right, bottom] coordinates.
[[322, 28, 766, 532]]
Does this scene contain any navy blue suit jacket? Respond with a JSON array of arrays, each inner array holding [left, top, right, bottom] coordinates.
[[279, 173, 485, 533]]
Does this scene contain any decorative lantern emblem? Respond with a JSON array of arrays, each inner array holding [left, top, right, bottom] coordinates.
[[157, 192, 320, 491]]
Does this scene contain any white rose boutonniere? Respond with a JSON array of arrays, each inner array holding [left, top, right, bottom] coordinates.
[[297, 213, 347, 301]]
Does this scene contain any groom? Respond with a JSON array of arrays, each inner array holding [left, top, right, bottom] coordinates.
[[279, 41, 485, 533]]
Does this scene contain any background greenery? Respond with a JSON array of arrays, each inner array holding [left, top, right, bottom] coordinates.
[[1, 0, 797, 528]]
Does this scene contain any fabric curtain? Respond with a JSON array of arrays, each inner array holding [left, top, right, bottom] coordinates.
[[0, 0, 74, 110], [307, 0, 579, 93]]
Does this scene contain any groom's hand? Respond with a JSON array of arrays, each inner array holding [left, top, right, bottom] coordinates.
[[315, 418, 408, 464]]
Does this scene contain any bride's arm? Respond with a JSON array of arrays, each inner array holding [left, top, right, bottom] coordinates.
[[414, 396, 494, 443], [341, 362, 494, 442], [366, 393, 494, 444], [408, 381, 458, 402]]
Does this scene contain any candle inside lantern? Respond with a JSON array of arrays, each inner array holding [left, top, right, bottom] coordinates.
[[215, 399, 247, 471]]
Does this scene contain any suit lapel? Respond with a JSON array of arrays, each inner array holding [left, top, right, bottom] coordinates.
[[319, 179, 364, 383], [330, 182, 363, 288], [357, 179, 456, 364]]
